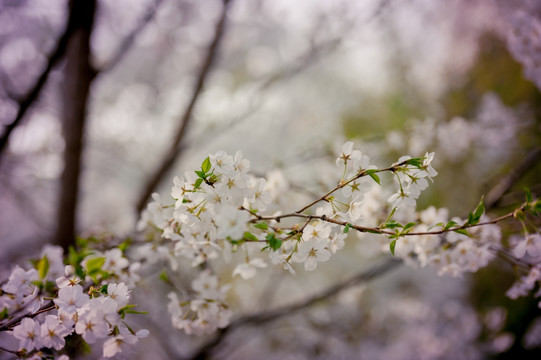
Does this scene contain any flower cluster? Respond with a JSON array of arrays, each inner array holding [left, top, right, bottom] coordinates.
[[2, 142, 539, 357], [167, 270, 231, 336], [1, 244, 146, 358], [505, 233, 541, 306]]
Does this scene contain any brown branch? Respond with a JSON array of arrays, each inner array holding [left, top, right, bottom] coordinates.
[[0, 301, 55, 332], [187, 258, 401, 360], [0, 5, 76, 160], [295, 161, 407, 214], [485, 147, 541, 209], [248, 201, 527, 238], [98, 0, 165, 73], [136, 0, 234, 214]]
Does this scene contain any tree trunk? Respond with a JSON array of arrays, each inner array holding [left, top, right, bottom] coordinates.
[[56, 0, 96, 251]]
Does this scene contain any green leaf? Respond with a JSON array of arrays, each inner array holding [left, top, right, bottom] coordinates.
[[194, 178, 204, 189], [524, 187, 533, 203], [343, 223, 351, 233], [0, 307, 8, 320], [384, 220, 403, 229], [75, 236, 88, 249], [159, 270, 170, 284], [124, 310, 148, 315], [201, 157, 211, 173], [37, 255, 49, 280], [389, 239, 397, 256], [86, 257, 106, 273], [99, 284, 109, 294], [533, 199, 541, 215], [118, 239, 132, 253], [365, 229, 381, 234], [366, 169, 381, 185], [404, 157, 424, 168], [453, 228, 471, 237], [243, 232, 259, 242], [400, 222, 416, 235], [468, 196, 485, 225], [266, 234, 282, 251], [254, 222, 269, 230], [444, 220, 458, 230], [195, 170, 205, 178]]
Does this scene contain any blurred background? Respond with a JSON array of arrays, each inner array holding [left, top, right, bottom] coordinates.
[[1, 0, 540, 359]]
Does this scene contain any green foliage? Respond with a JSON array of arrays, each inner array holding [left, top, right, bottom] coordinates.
[[254, 222, 269, 230], [266, 233, 282, 251], [366, 169, 381, 185], [403, 157, 424, 169], [467, 196, 485, 226], [243, 232, 259, 242], [85, 257, 107, 282], [389, 239, 397, 256], [37, 255, 49, 280], [119, 304, 148, 319], [0, 307, 8, 320], [194, 156, 219, 190]]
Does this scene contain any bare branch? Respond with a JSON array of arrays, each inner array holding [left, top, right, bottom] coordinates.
[[136, 0, 234, 213], [98, 0, 165, 73], [0, 9, 75, 160], [485, 147, 541, 209], [187, 258, 401, 360]]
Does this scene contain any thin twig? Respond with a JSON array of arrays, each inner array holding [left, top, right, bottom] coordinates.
[[0, 302, 55, 332], [485, 147, 541, 209], [98, 0, 165, 73], [136, 0, 234, 214], [0, 6, 75, 160]]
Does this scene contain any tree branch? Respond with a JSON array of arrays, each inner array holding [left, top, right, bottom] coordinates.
[[0, 7, 75, 160], [98, 0, 165, 73], [187, 258, 401, 360], [136, 0, 234, 214], [485, 147, 541, 209]]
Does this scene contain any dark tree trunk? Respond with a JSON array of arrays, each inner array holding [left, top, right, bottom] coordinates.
[[56, 0, 96, 251]]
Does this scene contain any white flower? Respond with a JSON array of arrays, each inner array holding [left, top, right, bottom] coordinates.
[[420, 152, 438, 179], [107, 282, 130, 309], [40, 315, 70, 350], [211, 150, 235, 175], [75, 299, 109, 343], [294, 238, 332, 271], [102, 326, 147, 358], [192, 271, 227, 301], [54, 284, 88, 314], [302, 223, 331, 242], [103, 248, 129, 274], [190, 299, 220, 320], [13, 318, 42, 351], [246, 178, 272, 211], [3, 266, 39, 298], [336, 141, 362, 167], [215, 206, 250, 240], [56, 265, 81, 288], [234, 151, 250, 173], [513, 234, 541, 258], [233, 258, 267, 279], [347, 196, 364, 221], [387, 189, 416, 208], [329, 232, 346, 254], [171, 176, 193, 208]]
